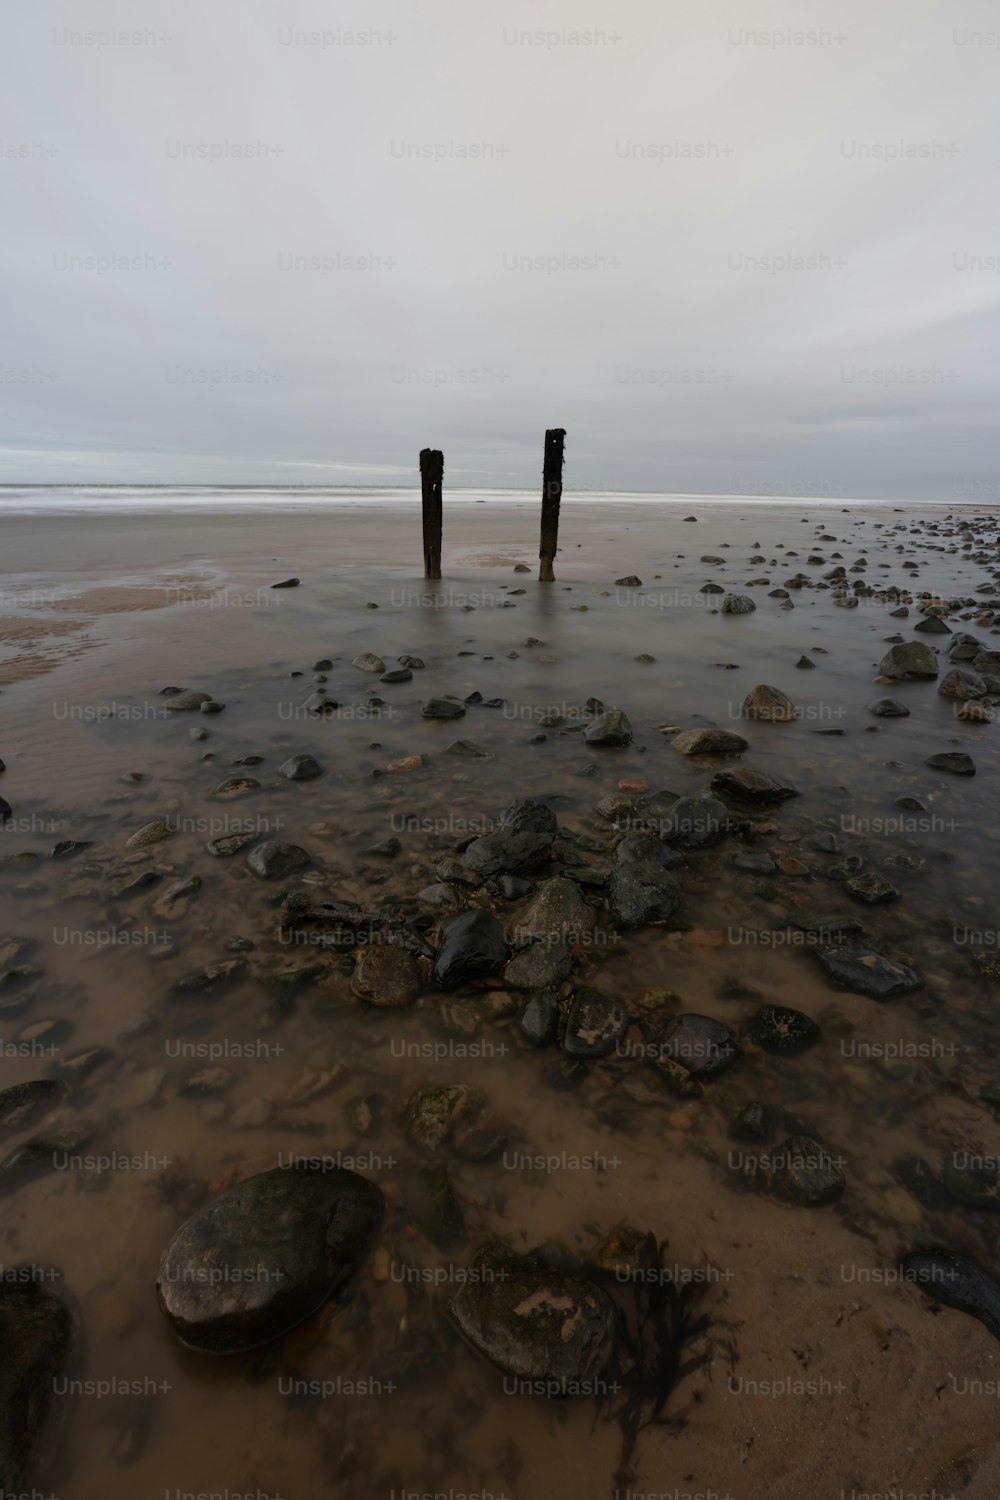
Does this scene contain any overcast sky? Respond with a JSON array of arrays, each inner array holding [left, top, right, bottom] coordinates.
[[2, 0, 998, 499]]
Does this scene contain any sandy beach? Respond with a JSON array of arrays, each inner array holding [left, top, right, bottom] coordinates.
[[0, 491, 998, 1498]]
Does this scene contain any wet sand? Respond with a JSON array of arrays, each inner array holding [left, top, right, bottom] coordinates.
[[1, 493, 999, 1500]]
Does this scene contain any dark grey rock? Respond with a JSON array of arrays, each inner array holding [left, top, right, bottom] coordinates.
[[433, 909, 510, 989], [156, 1163, 383, 1353], [448, 1243, 616, 1391]]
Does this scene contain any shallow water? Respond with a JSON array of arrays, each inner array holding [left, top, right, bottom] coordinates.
[[1, 495, 999, 1499]]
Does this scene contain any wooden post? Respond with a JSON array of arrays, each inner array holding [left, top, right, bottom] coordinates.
[[538, 428, 565, 582], [420, 448, 443, 579]]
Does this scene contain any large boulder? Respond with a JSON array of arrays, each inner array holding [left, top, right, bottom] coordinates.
[[156, 1163, 383, 1353]]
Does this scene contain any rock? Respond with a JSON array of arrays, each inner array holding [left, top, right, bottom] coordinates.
[[387, 755, 423, 772], [126, 819, 174, 849], [731, 1101, 769, 1140], [671, 728, 748, 757], [938, 668, 987, 701], [660, 1013, 740, 1076], [433, 909, 510, 989], [156, 1163, 383, 1353], [898, 1249, 1000, 1342], [271, 577, 300, 588], [613, 833, 684, 870], [563, 987, 628, 1058], [351, 946, 420, 1007], [925, 752, 976, 776], [352, 652, 385, 673], [278, 754, 324, 781], [742, 685, 796, 721], [498, 874, 532, 899], [958, 701, 993, 723], [213, 777, 260, 798], [747, 1005, 819, 1055], [796, 656, 815, 669], [504, 941, 572, 991], [914, 614, 952, 634], [607, 861, 680, 925], [879, 642, 939, 679], [499, 799, 558, 836], [771, 1135, 845, 1205], [813, 946, 921, 999], [165, 691, 213, 711], [512, 878, 594, 944], [584, 710, 633, 747], [245, 842, 311, 879], [447, 740, 492, 759], [151, 875, 202, 918], [448, 1244, 617, 1391], [206, 833, 256, 858], [659, 793, 729, 849], [732, 851, 777, 874], [0, 1080, 67, 1140], [200, 700, 225, 715], [615, 576, 643, 587], [405, 1084, 484, 1153], [169, 957, 248, 999], [711, 768, 799, 804], [844, 873, 900, 905], [519, 991, 561, 1046], [50, 840, 92, 858], [460, 829, 553, 878], [869, 698, 910, 717], [0, 1279, 72, 1490], [943, 1157, 1000, 1212], [721, 594, 756, 614], [112, 869, 162, 899], [422, 698, 466, 720]]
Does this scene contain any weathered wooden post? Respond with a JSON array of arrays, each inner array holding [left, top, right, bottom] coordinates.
[[420, 448, 443, 580], [538, 427, 565, 582]]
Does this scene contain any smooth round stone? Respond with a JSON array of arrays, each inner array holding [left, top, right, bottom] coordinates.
[[448, 1243, 617, 1390], [156, 1164, 384, 1353], [380, 669, 412, 684], [869, 698, 910, 717]]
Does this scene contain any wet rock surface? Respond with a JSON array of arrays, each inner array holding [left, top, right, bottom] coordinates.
[[448, 1243, 617, 1389], [156, 1163, 383, 1353]]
